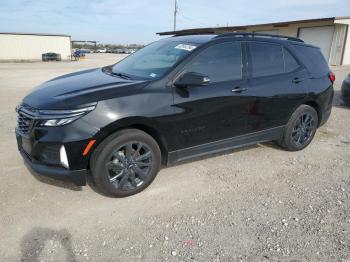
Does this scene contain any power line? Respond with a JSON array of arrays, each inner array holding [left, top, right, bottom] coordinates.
[[173, 1, 212, 30]]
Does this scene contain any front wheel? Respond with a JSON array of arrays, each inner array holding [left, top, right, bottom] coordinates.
[[278, 105, 318, 151], [90, 129, 161, 197]]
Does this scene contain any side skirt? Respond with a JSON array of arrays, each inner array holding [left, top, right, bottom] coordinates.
[[167, 126, 285, 164]]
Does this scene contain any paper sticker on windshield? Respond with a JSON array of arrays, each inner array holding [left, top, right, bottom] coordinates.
[[175, 44, 197, 51], [150, 73, 157, 78]]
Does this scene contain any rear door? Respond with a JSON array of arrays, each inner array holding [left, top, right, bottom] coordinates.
[[245, 41, 309, 132], [170, 41, 252, 149]]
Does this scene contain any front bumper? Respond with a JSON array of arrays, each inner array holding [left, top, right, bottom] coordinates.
[[16, 127, 91, 186], [19, 147, 87, 186]]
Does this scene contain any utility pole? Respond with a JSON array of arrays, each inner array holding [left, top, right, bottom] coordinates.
[[173, 0, 178, 31]]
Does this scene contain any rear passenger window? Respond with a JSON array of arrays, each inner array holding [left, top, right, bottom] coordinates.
[[249, 42, 284, 77], [184, 42, 242, 82], [283, 48, 299, 72]]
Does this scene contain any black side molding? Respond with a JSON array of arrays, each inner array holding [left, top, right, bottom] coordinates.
[[167, 126, 285, 164]]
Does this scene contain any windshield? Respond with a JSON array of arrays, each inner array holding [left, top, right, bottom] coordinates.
[[112, 41, 198, 79]]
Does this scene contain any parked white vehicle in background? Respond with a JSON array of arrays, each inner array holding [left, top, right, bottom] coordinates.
[[96, 49, 107, 53]]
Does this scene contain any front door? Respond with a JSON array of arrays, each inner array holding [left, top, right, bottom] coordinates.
[[170, 41, 253, 150]]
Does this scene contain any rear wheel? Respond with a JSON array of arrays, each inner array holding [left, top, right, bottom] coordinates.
[[91, 129, 161, 197], [278, 105, 318, 151]]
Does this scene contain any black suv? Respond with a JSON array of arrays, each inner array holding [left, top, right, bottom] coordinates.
[[16, 33, 334, 197]]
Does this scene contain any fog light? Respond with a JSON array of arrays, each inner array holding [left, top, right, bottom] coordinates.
[[60, 145, 69, 168]]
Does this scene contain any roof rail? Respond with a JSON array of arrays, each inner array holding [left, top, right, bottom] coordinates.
[[173, 32, 216, 37], [214, 32, 304, 43]]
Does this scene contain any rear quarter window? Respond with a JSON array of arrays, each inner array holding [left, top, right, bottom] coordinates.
[[291, 44, 329, 78]]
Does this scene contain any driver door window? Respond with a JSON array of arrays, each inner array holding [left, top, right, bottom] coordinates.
[[183, 42, 242, 83]]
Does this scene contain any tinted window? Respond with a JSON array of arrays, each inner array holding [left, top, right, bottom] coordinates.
[[292, 45, 329, 78], [184, 42, 242, 82], [283, 48, 299, 72], [249, 42, 284, 77]]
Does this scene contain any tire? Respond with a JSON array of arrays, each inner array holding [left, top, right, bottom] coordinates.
[[278, 105, 318, 151], [90, 129, 161, 197]]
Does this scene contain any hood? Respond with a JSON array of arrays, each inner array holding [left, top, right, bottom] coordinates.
[[23, 68, 148, 110]]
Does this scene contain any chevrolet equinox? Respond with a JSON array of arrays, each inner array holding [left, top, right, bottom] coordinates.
[[16, 33, 334, 197]]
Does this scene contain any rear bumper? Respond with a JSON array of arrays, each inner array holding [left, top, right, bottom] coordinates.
[[319, 106, 332, 127], [19, 148, 87, 186]]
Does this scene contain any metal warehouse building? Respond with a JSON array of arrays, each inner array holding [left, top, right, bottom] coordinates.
[[0, 33, 72, 61], [158, 17, 350, 66]]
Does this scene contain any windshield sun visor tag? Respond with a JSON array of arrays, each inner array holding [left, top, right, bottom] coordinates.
[[174, 44, 197, 52]]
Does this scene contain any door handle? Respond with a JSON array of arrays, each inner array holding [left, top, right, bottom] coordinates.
[[292, 77, 304, 84], [231, 87, 247, 93]]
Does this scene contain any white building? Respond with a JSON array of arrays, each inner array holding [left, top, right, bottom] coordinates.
[[0, 32, 72, 61], [158, 17, 350, 66]]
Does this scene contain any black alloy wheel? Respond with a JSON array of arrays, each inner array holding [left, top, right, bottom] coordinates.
[[291, 112, 316, 147], [91, 129, 161, 197], [277, 104, 318, 151], [106, 142, 153, 190]]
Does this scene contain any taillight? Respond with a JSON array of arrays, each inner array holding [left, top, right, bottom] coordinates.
[[329, 72, 335, 83]]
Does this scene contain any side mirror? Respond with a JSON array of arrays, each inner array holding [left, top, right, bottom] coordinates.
[[174, 72, 210, 88]]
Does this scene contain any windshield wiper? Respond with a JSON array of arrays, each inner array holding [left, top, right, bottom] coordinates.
[[113, 71, 132, 80], [102, 67, 132, 80]]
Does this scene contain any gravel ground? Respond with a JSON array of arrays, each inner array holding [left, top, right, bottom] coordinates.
[[0, 54, 349, 262]]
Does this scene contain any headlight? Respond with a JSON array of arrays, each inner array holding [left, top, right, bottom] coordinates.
[[41, 118, 78, 126], [39, 104, 96, 127]]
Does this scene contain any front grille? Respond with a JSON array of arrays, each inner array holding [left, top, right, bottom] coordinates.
[[16, 103, 37, 134], [17, 113, 34, 134]]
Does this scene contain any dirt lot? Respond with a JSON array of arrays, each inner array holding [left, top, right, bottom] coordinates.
[[0, 54, 349, 261]]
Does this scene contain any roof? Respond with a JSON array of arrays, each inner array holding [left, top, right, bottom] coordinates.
[[0, 32, 70, 37], [157, 16, 350, 36]]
